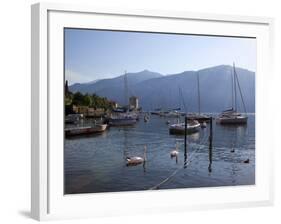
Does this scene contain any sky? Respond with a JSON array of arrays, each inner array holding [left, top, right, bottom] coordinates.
[[65, 28, 256, 85]]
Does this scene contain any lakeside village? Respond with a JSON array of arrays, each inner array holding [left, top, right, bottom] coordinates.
[[64, 79, 142, 131], [65, 64, 249, 140], [65, 64, 252, 168]]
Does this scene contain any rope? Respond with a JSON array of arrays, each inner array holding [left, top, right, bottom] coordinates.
[[148, 135, 209, 190], [149, 167, 182, 190]]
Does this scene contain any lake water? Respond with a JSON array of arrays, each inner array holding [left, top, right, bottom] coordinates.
[[64, 114, 255, 194]]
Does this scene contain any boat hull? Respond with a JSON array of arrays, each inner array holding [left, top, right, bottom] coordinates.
[[216, 116, 248, 125], [169, 122, 200, 135], [109, 118, 137, 126], [150, 112, 161, 115], [65, 124, 107, 137], [187, 115, 210, 123]]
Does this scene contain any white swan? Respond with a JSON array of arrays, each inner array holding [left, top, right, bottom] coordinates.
[[126, 145, 147, 165], [170, 143, 179, 157]]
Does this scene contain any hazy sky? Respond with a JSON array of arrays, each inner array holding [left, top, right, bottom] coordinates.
[[65, 28, 256, 85]]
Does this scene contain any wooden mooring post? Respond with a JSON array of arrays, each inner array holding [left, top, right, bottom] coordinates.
[[208, 117, 213, 172], [184, 116, 188, 168], [184, 116, 187, 152]]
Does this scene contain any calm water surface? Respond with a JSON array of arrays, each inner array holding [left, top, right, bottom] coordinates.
[[64, 114, 255, 194]]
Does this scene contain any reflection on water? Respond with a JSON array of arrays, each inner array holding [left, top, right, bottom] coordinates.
[[64, 114, 255, 194]]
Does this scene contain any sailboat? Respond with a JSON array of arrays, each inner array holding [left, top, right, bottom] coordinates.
[[164, 108, 181, 118], [108, 71, 137, 126], [169, 87, 200, 135], [187, 72, 210, 123], [216, 63, 248, 125], [169, 119, 200, 135]]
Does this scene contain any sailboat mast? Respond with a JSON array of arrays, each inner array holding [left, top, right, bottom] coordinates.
[[178, 86, 187, 113], [231, 68, 234, 110], [197, 72, 201, 114], [234, 64, 247, 114], [178, 87, 181, 111], [233, 63, 237, 111], [124, 70, 129, 110]]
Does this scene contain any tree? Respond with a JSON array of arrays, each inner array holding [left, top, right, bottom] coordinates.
[[72, 92, 84, 106], [68, 91, 113, 109]]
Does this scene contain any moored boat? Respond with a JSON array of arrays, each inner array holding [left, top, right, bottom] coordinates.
[[169, 76, 202, 135], [108, 71, 138, 126], [150, 108, 162, 115], [186, 113, 210, 123], [108, 114, 137, 126], [216, 63, 248, 125], [169, 120, 200, 135], [65, 124, 107, 137], [186, 72, 210, 122], [216, 109, 247, 124], [164, 110, 181, 118]]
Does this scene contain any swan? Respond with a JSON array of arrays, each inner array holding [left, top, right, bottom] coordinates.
[[170, 143, 179, 157], [126, 145, 147, 166]]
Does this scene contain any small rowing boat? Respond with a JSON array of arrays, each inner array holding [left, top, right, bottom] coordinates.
[[65, 124, 107, 137]]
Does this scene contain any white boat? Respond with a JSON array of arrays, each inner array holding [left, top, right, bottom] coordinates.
[[216, 109, 247, 124], [65, 124, 107, 137], [108, 113, 137, 126], [216, 63, 248, 125], [169, 85, 201, 135], [169, 120, 200, 135], [164, 111, 181, 118], [108, 71, 139, 126]]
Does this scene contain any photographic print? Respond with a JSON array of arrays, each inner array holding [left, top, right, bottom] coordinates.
[[64, 28, 256, 194]]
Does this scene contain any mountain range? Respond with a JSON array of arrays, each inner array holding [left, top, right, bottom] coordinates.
[[69, 65, 255, 113]]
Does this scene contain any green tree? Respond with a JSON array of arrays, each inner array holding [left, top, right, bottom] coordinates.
[[72, 92, 84, 106]]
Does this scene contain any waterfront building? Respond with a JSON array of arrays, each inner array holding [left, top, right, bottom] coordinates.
[[72, 105, 105, 117], [87, 108, 105, 117]]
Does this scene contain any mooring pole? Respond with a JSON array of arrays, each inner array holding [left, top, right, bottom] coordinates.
[[208, 117, 213, 172], [184, 116, 188, 168], [184, 116, 187, 153]]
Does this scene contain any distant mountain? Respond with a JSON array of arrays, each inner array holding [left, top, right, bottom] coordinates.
[[69, 65, 255, 112], [69, 70, 163, 97]]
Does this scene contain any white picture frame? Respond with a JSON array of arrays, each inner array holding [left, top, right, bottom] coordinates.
[[31, 2, 274, 221]]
